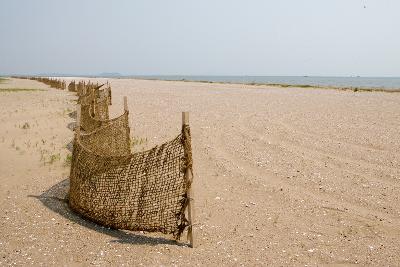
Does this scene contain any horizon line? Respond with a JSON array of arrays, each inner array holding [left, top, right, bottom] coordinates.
[[2, 74, 400, 78]]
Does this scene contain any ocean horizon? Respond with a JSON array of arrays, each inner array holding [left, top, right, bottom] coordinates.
[[128, 75, 400, 90], [4, 75, 400, 90]]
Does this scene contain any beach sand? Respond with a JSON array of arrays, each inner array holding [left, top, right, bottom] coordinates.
[[1, 77, 399, 265]]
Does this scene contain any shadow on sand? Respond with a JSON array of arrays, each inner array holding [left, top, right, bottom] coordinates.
[[67, 122, 76, 131], [65, 139, 74, 152], [68, 110, 77, 119], [29, 179, 186, 247]]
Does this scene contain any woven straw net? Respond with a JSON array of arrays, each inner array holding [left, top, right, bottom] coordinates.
[[69, 83, 192, 239]]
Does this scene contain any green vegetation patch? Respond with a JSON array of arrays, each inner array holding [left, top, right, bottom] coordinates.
[[131, 136, 148, 151], [64, 154, 72, 166], [0, 88, 46, 93], [0, 78, 9, 83]]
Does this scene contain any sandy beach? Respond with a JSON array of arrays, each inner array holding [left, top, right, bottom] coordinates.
[[1, 77, 400, 265]]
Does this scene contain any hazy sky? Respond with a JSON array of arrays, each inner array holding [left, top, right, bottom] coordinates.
[[1, 0, 399, 76]]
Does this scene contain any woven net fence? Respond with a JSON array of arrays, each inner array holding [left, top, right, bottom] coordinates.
[[80, 111, 131, 156], [68, 81, 193, 240], [21, 76, 67, 90], [93, 96, 110, 120]]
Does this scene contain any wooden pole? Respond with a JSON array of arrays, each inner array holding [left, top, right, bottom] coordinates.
[[123, 96, 128, 112], [182, 112, 194, 248], [123, 97, 131, 151], [76, 104, 81, 140]]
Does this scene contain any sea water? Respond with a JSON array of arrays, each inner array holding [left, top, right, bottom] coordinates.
[[130, 76, 400, 90]]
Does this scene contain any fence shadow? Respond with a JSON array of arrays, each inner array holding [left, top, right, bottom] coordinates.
[[65, 139, 74, 152], [68, 111, 77, 119], [29, 179, 186, 247], [67, 122, 76, 131]]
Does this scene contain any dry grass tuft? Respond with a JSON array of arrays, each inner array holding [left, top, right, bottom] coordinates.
[[131, 136, 148, 151], [22, 122, 30, 129], [0, 88, 46, 93], [64, 154, 72, 166]]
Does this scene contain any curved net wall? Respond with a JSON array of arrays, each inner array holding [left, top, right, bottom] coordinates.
[[68, 80, 193, 240], [80, 111, 131, 156], [93, 97, 109, 120], [80, 90, 111, 132], [70, 126, 191, 238]]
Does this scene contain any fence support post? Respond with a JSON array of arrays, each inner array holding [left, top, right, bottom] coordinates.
[[123, 96, 131, 152], [182, 112, 194, 248], [76, 104, 81, 140], [124, 96, 128, 112]]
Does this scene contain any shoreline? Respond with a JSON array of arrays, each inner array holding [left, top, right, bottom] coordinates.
[[6, 75, 400, 93], [125, 77, 400, 93]]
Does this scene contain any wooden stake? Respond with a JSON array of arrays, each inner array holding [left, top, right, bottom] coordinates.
[[76, 104, 81, 140], [182, 112, 194, 248], [123, 96, 131, 151], [123, 96, 128, 112]]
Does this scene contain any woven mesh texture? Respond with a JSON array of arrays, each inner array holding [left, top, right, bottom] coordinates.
[[28, 77, 66, 90], [79, 87, 111, 132], [68, 81, 192, 239], [96, 85, 112, 105], [68, 81, 77, 92], [70, 125, 192, 239], [80, 111, 131, 156], [17, 77, 193, 239], [93, 96, 109, 120]]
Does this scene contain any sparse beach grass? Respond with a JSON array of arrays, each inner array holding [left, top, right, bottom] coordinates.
[[262, 83, 400, 93], [0, 77, 9, 83], [47, 153, 61, 164], [64, 154, 72, 166], [0, 88, 47, 93], [136, 77, 400, 93], [131, 136, 148, 151]]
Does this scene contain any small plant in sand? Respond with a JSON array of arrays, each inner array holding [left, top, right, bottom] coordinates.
[[24, 140, 31, 148], [131, 136, 148, 151], [39, 149, 47, 162], [0, 88, 45, 93], [64, 154, 72, 166], [22, 122, 30, 129], [64, 108, 73, 115], [47, 153, 61, 165], [0, 77, 8, 83]]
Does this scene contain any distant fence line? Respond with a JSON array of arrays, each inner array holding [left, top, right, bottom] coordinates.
[[13, 76, 67, 90], [12, 76, 195, 246]]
